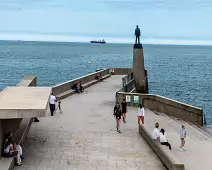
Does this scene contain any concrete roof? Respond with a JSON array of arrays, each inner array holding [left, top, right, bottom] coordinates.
[[0, 87, 51, 119]]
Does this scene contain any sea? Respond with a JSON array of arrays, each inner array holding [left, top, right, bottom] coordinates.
[[0, 41, 211, 125]]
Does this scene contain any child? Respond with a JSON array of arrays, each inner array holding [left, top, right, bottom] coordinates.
[[114, 102, 122, 133], [137, 104, 145, 124], [179, 125, 187, 151]]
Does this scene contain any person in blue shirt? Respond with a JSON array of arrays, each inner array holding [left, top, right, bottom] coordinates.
[[135, 25, 141, 44], [179, 125, 187, 151]]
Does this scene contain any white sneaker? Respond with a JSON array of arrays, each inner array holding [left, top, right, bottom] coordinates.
[[179, 148, 184, 152], [17, 163, 22, 166], [182, 148, 186, 151]]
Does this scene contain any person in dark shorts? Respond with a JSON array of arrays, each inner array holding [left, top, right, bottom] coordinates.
[[121, 99, 128, 123], [49, 93, 57, 116], [114, 102, 122, 133], [79, 83, 84, 93]]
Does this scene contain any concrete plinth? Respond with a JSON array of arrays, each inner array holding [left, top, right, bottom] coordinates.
[[0, 87, 52, 119], [133, 44, 148, 93]]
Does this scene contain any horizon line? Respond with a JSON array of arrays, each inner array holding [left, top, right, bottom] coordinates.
[[1, 39, 212, 47], [1, 32, 212, 46]]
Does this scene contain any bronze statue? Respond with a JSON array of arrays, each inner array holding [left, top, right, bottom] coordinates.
[[135, 25, 141, 44]]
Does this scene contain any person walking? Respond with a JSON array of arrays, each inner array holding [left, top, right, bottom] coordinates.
[[114, 102, 122, 133], [152, 122, 160, 141], [121, 99, 128, 123], [137, 104, 145, 125], [159, 128, 172, 150], [49, 93, 57, 116], [179, 125, 187, 151]]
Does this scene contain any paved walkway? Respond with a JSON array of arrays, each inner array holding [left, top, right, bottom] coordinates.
[[15, 76, 165, 170], [131, 107, 212, 170]]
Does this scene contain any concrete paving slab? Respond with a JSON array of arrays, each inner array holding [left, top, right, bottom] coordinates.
[[0, 87, 51, 118], [15, 76, 166, 170]]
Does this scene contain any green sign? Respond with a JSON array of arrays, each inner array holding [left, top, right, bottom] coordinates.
[[134, 96, 139, 104]]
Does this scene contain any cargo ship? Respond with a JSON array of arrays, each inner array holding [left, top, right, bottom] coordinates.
[[90, 40, 106, 44]]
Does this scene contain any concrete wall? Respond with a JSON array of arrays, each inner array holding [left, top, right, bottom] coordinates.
[[111, 68, 132, 75], [52, 68, 132, 96], [17, 76, 37, 87], [1, 119, 23, 135], [121, 72, 135, 93], [52, 69, 109, 96], [117, 92, 203, 126], [122, 72, 134, 87], [123, 79, 135, 93]]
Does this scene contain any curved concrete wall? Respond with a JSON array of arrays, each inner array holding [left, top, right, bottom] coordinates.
[[52, 69, 109, 95], [52, 68, 132, 96]]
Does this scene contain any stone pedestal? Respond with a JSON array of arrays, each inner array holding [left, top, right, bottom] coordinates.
[[133, 44, 148, 93]]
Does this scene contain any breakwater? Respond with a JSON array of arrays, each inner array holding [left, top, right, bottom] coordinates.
[[0, 42, 211, 124]]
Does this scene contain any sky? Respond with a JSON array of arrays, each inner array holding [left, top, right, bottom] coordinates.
[[0, 0, 212, 45]]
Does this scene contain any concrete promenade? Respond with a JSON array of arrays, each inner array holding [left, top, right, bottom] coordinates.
[[15, 76, 165, 170]]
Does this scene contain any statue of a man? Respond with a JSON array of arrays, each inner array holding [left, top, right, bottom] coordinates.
[[135, 25, 141, 44]]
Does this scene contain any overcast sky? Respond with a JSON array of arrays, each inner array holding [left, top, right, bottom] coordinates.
[[1, 0, 212, 45]]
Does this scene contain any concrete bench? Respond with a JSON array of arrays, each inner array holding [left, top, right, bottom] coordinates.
[[139, 125, 185, 170], [57, 74, 111, 100], [0, 118, 33, 170]]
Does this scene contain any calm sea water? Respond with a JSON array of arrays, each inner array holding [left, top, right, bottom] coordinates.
[[0, 41, 212, 125]]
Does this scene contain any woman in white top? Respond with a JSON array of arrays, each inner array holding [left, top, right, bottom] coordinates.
[[152, 122, 160, 141], [3, 141, 22, 165], [159, 128, 172, 150], [49, 93, 57, 116], [137, 104, 145, 124]]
